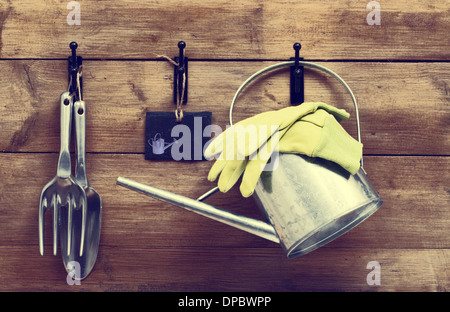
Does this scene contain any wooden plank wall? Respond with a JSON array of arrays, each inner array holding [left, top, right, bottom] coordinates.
[[0, 0, 448, 292]]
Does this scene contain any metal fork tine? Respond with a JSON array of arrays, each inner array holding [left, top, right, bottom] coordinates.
[[52, 193, 61, 256], [38, 196, 48, 255]]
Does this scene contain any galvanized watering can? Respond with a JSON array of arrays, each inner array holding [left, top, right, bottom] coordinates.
[[117, 61, 383, 258]]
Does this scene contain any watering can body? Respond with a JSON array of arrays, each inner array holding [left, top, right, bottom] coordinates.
[[253, 153, 382, 258]]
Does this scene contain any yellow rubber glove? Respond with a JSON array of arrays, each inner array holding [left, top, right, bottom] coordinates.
[[205, 102, 349, 159], [204, 102, 359, 197], [238, 109, 363, 197], [283, 109, 362, 174]]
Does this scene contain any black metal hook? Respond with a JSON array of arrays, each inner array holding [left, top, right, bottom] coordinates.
[[173, 41, 188, 105], [290, 42, 304, 105], [68, 41, 83, 101]]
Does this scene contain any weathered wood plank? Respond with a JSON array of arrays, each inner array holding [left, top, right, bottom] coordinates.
[[0, 60, 448, 155], [0, 245, 447, 291], [0, 154, 448, 250], [0, 1, 448, 60]]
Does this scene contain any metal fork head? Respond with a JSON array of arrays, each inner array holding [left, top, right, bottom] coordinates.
[[38, 177, 86, 256], [38, 91, 87, 257]]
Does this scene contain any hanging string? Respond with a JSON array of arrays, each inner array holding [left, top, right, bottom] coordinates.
[[175, 70, 186, 122], [67, 75, 72, 93], [76, 64, 83, 101], [155, 54, 179, 66], [67, 64, 83, 102], [156, 54, 186, 122]]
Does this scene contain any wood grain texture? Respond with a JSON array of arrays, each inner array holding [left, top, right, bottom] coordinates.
[[0, 0, 449, 60], [0, 0, 448, 293], [0, 154, 448, 292], [0, 154, 448, 250], [0, 61, 448, 155], [0, 246, 448, 292]]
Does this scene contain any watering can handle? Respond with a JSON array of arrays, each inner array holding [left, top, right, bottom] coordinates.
[[228, 61, 362, 145]]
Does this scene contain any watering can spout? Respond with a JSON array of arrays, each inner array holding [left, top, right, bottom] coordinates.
[[116, 177, 281, 244]]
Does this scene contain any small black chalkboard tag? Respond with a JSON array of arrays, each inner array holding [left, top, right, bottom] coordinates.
[[145, 111, 212, 161]]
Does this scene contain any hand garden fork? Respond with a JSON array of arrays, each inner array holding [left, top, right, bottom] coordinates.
[[39, 91, 87, 257], [59, 99, 102, 279]]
